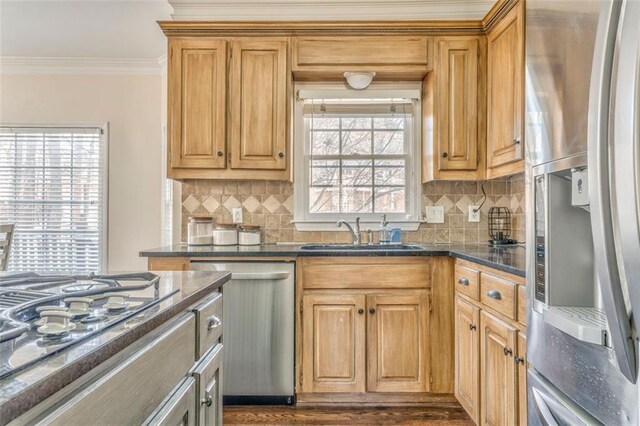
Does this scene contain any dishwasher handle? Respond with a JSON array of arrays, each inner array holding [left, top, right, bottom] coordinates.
[[231, 272, 290, 280]]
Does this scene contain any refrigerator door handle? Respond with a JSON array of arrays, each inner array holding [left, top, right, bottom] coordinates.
[[531, 388, 561, 426], [587, 0, 637, 383], [611, 0, 640, 342]]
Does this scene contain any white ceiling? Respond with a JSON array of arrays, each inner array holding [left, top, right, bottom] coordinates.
[[0, 0, 495, 60]]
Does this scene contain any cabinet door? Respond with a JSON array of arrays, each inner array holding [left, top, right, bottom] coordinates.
[[169, 38, 227, 169], [193, 344, 223, 426], [229, 39, 289, 170], [455, 295, 480, 423], [436, 38, 479, 171], [517, 332, 527, 426], [480, 311, 517, 426], [366, 293, 429, 392], [302, 293, 366, 393], [487, 1, 524, 170], [143, 378, 197, 426]]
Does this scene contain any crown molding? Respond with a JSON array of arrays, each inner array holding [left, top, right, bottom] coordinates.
[[0, 56, 166, 75], [168, 0, 495, 21]]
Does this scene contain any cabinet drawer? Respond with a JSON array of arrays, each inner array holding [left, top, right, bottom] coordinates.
[[480, 273, 517, 319], [193, 344, 223, 426], [517, 285, 527, 326], [301, 258, 430, 289], [194, 293, 223, 359], [454, 265, 480, 300]]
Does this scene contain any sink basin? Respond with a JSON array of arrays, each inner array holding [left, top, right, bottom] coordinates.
[[300, 244, 423, 251]]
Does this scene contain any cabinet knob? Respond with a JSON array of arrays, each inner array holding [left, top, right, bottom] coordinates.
[[201, 394, 213, 407], [207, 315, 222, 330], [514, 356, 524, 364], [358, 308, 364, 315], [469, 324, 477, 331], [442, 152, 448, 158], [458, 278, 470, 286], [369, 308, 376, 315], [503, 347, 513, 356], [217, 151, 224, 157], [513, 138, 521, 145], [278, 151, 285, 158]]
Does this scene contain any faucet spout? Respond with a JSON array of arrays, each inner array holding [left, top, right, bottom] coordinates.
[[337, 218, 361, 245]]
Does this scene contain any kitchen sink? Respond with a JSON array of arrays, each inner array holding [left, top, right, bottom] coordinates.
[[300, 244, 424, 251]]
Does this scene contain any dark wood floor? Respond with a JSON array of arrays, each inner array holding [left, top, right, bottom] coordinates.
[[223, 404, 473, 425]]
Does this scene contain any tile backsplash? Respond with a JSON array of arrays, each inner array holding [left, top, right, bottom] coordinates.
[[180, 173, 525, 244]]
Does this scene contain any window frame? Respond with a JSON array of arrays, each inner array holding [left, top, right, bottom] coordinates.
[[0, 122, 109, 272], [293, 83, 422, 231]]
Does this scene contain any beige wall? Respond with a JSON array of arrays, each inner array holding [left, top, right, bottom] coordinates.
[[0, 73, 163, 271]]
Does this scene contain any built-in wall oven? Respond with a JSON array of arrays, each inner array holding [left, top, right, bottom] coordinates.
[[190, 261, 295, 405]]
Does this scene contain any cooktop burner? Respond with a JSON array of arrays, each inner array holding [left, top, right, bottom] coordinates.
[[0, 272, 177, 380]]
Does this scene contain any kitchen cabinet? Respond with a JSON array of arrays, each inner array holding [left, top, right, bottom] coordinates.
[[517, 332, 527, 426], [423, 36, 486, 181], [480, 311, 517, 426], [229, 39, 289, 171], [168, 38, 227, 171], [455, 295, 480, 424], [193, 344, 223, 426], [166, 37, 291, 180], [366, 293, 429, 392], [486, 0, 524, 178], [292, 36, 432, 80], [302, 293, 366, 393]]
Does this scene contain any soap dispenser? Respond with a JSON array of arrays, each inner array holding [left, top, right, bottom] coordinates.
[[379, 214, 391, 244]]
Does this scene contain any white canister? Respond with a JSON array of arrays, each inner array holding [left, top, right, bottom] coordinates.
[[187, 216, 214, 246], [238, 225, 261, 246], [213, 223, 238, 246]]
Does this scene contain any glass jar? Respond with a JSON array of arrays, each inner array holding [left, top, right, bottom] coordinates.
[[238, 225, 261, 246], [213, 223, 238, 246], [187, 217, 214, 246]]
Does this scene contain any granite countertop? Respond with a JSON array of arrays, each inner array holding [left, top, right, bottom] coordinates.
[[140, 243, 526, 277], [0, 271, 230, 423]]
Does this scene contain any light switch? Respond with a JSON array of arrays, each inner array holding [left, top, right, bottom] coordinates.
[[426, 205, 445, 224]]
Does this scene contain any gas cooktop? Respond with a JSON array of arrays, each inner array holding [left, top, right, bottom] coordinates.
[[0, 272, 178, 379]]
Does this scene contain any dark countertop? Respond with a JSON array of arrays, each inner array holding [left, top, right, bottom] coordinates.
[[0, 271, 230, 423], [140, 243, 526, 277]]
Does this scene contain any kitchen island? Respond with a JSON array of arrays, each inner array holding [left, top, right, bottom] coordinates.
[[0, 271, 230, 425]]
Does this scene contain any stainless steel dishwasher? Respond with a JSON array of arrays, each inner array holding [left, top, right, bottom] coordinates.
[[190, 261, 295, 405]]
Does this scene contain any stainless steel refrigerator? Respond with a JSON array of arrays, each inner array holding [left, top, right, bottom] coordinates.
[[525, 0, 640, 424]]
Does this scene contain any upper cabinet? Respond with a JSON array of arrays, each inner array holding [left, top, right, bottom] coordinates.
[[292, 36, 432, 80], [168, 38, 227, 170], [229, 39, 289, 171], [167, 37, 291, 180], [486, 0, 525, 178], [422, 36, 486, 182]]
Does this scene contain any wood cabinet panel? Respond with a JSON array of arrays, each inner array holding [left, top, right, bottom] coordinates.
[[517, 332, 527, 426], [148, 257, 190, 271], [366, 293, 429, 393], [229, 39, 289, 170], [487, 0, 524, 176], [436, 38, 479, 171], [455, 264, 480, 301], [517, 285, 527, 326], [168, 38, 227, 170], [480, 272, 517, 320], [454, 295, 480, 423], [480, 311, 517, 426], [302, 293, 366, 393]]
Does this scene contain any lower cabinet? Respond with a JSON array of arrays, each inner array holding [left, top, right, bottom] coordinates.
[[143, 377, 198, 426], [480, 310, 517, 426], [517, 332, 527, 426], [193, 344, 223, 426], [455, 295, 480, 423], [302, 291, 429, 393]]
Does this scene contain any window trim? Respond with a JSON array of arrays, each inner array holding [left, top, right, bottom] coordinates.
[[293, 83, 422, 231], [0, 122, 109, 271]]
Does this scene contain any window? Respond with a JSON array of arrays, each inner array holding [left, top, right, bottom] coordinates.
[[293, 84, 422, 230], [0, 126, 107, 273]]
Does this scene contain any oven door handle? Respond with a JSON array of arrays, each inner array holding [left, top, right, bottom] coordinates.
[[230, 272, 290, 281]]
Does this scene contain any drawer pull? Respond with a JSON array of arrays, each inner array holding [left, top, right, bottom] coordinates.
[[458, 278, 470, 286], [207, 316, 222, 330], [503, 347, 513, 356], [201, 394, 213, 407], [487, 290, 502, 300]]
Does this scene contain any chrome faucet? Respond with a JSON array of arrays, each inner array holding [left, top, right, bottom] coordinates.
[[337, 217, 361, 245]]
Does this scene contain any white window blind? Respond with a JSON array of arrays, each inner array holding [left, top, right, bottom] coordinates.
[[0, 126, 106, 273]]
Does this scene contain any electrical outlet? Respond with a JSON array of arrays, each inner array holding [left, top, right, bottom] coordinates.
[[232, 208, 243, 224], [426, 205, 445, 224], [468, 206, 480, 223]]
